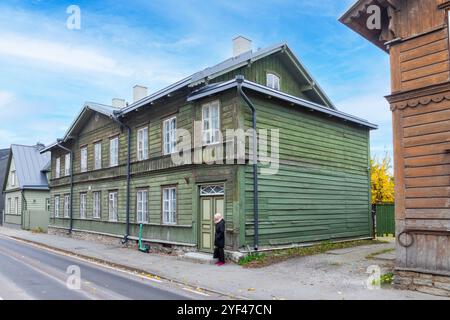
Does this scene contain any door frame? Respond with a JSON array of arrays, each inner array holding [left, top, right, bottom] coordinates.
[[197, 183, 226, 253]]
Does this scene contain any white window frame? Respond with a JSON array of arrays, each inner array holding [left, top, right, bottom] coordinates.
[[11, 170, 16, 187], [14, 197, 18, 215], [162, 187, 176, 225], [93, 192, 101, 219], [46, 198, 50, 212], [7, 198, 11, 214], [54, 196, 60, 218], [109, 136, 119, 167], [163, 117, 177, 155], [108, 191, 118, 222], [266, 73, 280, 91], [64, 194, 70, 218], [80, 147, 88, 173], [202, 101, 220, 145], [64, 153, 71, 176], [137, 127, 149, 161], [80, 193, 87, 219], [94, 142, 102, 170], [136, 189, 148, 223], [55, 157, 61, 178]]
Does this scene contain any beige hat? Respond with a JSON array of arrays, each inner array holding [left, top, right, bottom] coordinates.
[[214, 213, 223, 224]]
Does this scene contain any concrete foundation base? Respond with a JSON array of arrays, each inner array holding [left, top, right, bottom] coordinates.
[[394, 270, 450, 297]]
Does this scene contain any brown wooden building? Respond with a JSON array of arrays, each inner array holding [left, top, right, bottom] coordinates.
[[341, 0, 450, 296]]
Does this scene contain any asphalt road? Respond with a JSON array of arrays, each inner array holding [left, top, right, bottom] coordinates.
[[0, 235, 197, 300]]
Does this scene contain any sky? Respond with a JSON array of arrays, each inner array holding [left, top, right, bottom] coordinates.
[[0, 0, 392, 160]]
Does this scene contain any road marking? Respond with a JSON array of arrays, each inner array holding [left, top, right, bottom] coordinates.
[[182, 287, 210, 297]]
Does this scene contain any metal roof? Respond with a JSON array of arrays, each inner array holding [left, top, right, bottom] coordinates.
[[120, 42, 335, 114], [188, 78, 378, 130], [7, 144, 50, 190]]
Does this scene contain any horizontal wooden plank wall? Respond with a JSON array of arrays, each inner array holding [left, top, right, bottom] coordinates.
[[242, 94, 371, 246]]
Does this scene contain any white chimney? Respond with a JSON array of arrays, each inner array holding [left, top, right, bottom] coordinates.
[[233, 36, 252, 57], [112, 98, 126, 109], [133, 85, 148, 103]]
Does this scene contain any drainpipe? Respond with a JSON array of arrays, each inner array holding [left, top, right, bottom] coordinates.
[[56, 140, 74, 234], [236, 75, 259, 251], [111, 111, 131, 245]]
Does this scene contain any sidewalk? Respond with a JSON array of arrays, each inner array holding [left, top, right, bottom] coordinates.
[[0, 227, 445, 300]]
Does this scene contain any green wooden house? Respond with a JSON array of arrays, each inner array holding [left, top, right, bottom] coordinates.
[[43, 37, 377, 254]]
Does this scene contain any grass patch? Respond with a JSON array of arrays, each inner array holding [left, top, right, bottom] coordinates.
[[372, 272, 394, 287], [239, 239, 387, 268], [365, 248, 395, 260], [30, 227, 45, 234]]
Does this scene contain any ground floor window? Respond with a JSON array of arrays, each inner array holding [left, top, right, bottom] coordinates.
[[109, 191, 118, 222], [93, 192, 101, 219], [54, 195, 60, 218], [46, 198, 50, 212], [14, 197, 18, 215], [162, 186, 177, 225], [80, 193, 87, 219], [7, 198, 11, 214], [136, 189, 148, 223], [64, 195, 70, 218]]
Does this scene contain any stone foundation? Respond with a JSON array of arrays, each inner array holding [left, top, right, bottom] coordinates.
[[394, 270, 450, 297], [48, 226, 197, 255]]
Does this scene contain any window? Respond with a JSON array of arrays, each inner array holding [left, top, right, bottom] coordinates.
[[64, 194, 70, 218], [80, 193, 87, 219], [110, 137, 119, 167], [7, 198, 11, 214], [266, 73, 280, 90], [200, 185, 225, 196], [93, 192, 101, 219], [162, 187, 176, 225], [46, 198, 50, 212], [64, 153, 71, 176], [202, 101, 220, 145], [94, 142, 102, 170], [80, 147, 88, 173], [163, 117, 177, 155], [10, 170, 16, 187], [14, 197, 18, 215], [54, 196, 60, 218], [137, 127, 148, 161], [109, 192, 118, 222], [55, 157, 61, 178], [136, 190, 148, 223]]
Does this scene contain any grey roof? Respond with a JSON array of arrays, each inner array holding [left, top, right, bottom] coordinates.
[[121, 42, 335, 114], [8, 144, 50, 190], [188, 78, 378, 130], [0, 149, 10, 210]]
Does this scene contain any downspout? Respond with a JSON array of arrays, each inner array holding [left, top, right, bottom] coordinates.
[[111, 111, 131, 245], [56, 140, 74, 234], [236, 75, 259, 251]]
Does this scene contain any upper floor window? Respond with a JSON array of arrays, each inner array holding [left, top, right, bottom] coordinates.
[[163, 117, 177, 155], [10, 170, 16, 187], [94, 142, 102, 170], [266, 73, 280, 91], [137, 127, 149, 161], [136, 189, 148, 223], [162, 186, 177, 225], [55, 157, 61, 178], [110, 137, 119, 167], [54, 195, 60, 218], [80, 147, 88, 173], [64, 153, 71, 176], [80, 193, 87, 219], [202, 101, 220, 145]]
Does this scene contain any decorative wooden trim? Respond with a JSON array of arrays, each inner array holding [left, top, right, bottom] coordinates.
[[386, 81, 450, 110], [438, 1, 450, 11]]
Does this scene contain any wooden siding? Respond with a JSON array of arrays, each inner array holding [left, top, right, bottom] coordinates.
[[241, 93, 371, 246]]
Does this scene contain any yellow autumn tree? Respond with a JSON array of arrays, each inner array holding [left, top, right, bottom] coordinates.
[[371, 154, 395, 204]]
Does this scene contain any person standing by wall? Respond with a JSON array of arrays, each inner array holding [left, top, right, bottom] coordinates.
[[214, 213, 225, 266]]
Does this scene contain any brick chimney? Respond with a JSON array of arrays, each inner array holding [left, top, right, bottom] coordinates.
[[133, 85, 148, 103], [112, 98, 126, 109], [233, 36, 252, 57]]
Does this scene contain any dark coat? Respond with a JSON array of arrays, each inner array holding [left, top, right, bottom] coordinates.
[[214, 219, 225, 248]]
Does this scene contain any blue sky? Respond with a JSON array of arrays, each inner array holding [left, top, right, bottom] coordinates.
[[0, 0, 392, 160]]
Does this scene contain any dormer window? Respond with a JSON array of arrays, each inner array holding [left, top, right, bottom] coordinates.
[[266, 73, 280, 91]]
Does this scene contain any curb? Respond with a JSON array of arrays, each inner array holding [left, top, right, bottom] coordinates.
[[5, 234, 248, 300]]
